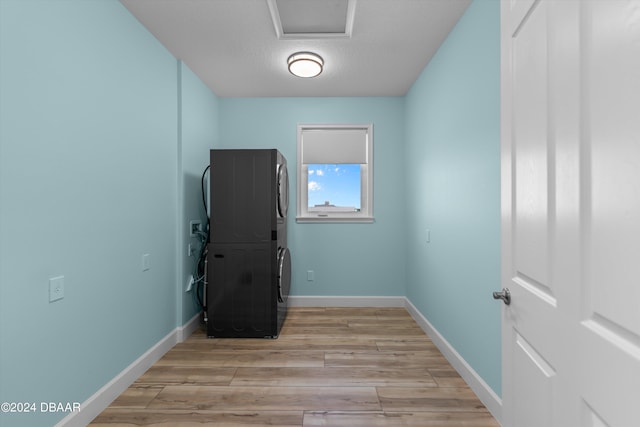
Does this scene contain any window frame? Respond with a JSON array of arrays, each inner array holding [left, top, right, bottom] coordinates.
[[296, 123, 374, 223]]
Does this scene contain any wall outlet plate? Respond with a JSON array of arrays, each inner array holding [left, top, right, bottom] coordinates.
[[186, 275, 194, 292], [49, 276, 65, 302], [189, 220, 202, 237]]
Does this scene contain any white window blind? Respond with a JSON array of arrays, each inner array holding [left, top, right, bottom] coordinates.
[[301, 128, 368, 164], [296, 124, 374, 223]]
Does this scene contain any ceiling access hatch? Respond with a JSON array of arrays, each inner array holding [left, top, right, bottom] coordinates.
[[267, 0, 356, 39]]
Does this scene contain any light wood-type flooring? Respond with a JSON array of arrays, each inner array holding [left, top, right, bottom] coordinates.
[[90, 307, 499, 426]]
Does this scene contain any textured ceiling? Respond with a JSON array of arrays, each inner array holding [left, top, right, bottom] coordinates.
[[120, 0, 471, 97]]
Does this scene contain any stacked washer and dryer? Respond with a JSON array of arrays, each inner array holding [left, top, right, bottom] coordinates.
[[206, 149, 291, 338]]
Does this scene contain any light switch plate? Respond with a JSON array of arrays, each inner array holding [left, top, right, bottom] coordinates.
[[142, 253, 151, 271], [49, 276, 64, 302]]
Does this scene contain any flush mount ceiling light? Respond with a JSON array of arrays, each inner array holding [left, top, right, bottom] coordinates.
[[287, 52, 324, 78]]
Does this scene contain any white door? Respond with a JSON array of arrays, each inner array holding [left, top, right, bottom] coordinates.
[[500, 1, 640, 426]]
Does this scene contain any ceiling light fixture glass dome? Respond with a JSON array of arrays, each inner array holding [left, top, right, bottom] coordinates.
[[287, 52, 324, 78]]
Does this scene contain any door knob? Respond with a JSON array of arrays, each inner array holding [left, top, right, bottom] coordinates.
[[493, 288, 511, 305]]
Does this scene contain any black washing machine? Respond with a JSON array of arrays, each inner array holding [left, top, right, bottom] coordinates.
[[207, 149, 290, 338]]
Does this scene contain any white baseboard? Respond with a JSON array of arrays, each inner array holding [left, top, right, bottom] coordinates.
[[55, 312, 202, 427], [404, 298, 503, 424], [177, 311, 203, 342], [287, 295, 406, 307]]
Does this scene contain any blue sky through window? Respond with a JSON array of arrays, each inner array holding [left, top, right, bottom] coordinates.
[[307, 164, 361, 209]]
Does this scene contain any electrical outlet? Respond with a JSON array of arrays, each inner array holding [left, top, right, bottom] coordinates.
[[426, 229, 431, 243], [307, 270, 314, 281], [189, 220, 202, 237], [49, 276, 64, 302], [188, 244, 193, 257], [185, 275, 194, 292], [142, 253, 151, 271]]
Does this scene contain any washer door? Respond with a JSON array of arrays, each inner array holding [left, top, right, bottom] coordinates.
[[277, 163, 289, 218], [277, 247, 291, 303]]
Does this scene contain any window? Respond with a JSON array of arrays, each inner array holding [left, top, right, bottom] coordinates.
[[296, 124, 373, 223]]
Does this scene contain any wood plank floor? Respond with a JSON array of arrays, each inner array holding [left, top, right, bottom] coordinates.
[[90, 307, 499, 426]]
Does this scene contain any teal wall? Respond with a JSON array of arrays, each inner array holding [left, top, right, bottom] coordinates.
[[404, 0, 501, 395], [219, 98, 407, 297], [0, 1, 219, 426], [179, 63, 220, 324]]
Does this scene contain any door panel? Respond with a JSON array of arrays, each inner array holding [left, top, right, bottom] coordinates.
[[513, 0, 551, 295], [277, 162, 289, 219], [210, 150, 275, 244], [512, 331, 555, 427], [510, 0, 537, 36], [506, 1, 561, 425], [587, 0, 640, 340], [502, 0, 640, 426], [581, 401, 608, 427], [207, 243, 274, 338], [580, 2, 640, 424], [276, 247, 291, 303]]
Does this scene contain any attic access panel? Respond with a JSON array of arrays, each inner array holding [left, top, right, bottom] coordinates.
[[268, 0, 356, 39]]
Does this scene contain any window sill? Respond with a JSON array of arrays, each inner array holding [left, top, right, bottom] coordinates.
[[296, 216, 374, 224]]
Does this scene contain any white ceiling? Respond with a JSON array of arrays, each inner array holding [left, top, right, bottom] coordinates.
[[120, 0, 471, 97]]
